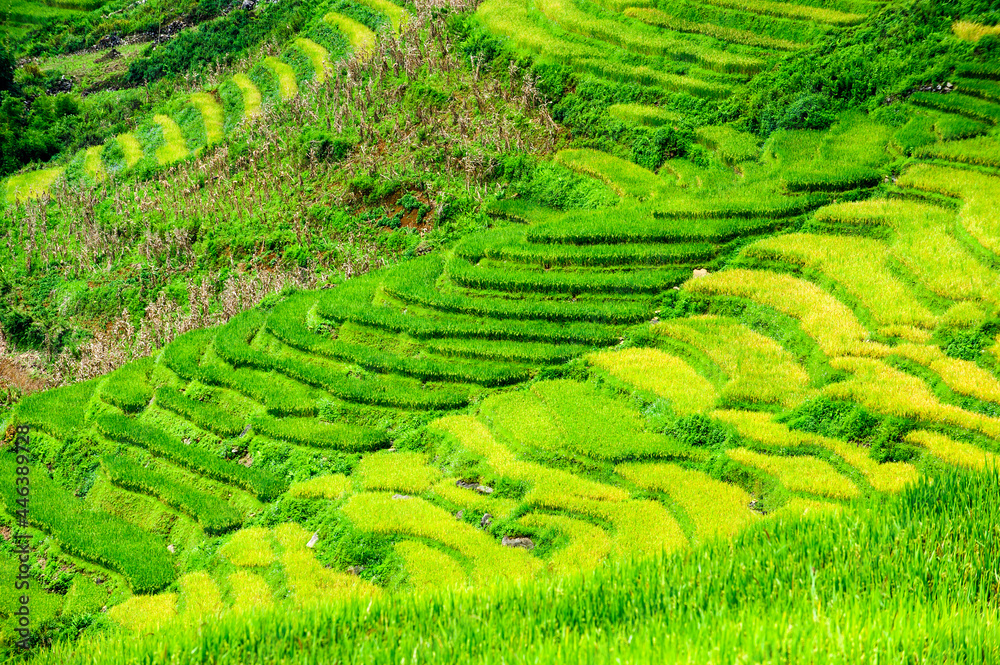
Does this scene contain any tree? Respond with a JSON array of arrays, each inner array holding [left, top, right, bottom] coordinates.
[[0, 41, 15, 94]]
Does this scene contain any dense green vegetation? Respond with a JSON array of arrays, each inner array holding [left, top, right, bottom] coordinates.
[[2, 0, 1000, 660]]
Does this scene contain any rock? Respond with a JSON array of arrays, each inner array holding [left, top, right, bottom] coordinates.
[[167, 544, 175, 554], [456, 480, 478, 490], [392, 493, 410, 501], [480, 513, 492, 528], [239, 424, 252, 437], [692, 268, 709, 279], [455, 510, 464, 520], [348, 565, 365, 575], [306, 532, 319, 549], [501, 536, 534, 550], [475, 484, 494, 495], [241, 0, 256, 9]]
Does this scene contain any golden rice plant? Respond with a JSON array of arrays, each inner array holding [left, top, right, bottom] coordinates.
[[219, 527, 276, 567], [742, 233, 938, 329], [153, 114, 189, 166], [898, 164, 1000, 258], [189, 92, 225, 145], [263, 57, 299, 100], [227, 571, 274, 614], [277, 522, 380, 606], [771, 498, 844, 522], [653, 316, 810, 407], [952, 20, 1000, 42], [232, 74, 262, 117], [585, 347, 718, 415], [554, 148, 665, 200], [358, 451, 443, 494], [825, 357, 1000, 439], [108, 593, 178, 633], [814, 198, 1000, 305], [893, 344, 1000, 404], [713, 409, 918, 493], [616, 462, 759, 541], [904, 430, 998, 470], [727, 448, 860, 500], [395, 541, 467, 591], [287, 474, 352, 500], [518, 513, 612, 575], [342, 492, 541, 584], [177, 572, 223, 620], [683, 269, 888, 357]]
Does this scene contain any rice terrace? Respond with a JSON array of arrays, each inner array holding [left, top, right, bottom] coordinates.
[[1, 0, 999, 660]]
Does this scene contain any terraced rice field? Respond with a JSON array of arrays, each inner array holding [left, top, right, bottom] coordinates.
[[3, 0, 1000, 655]]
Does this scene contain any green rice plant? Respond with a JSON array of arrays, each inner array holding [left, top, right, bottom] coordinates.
[[782, 165, 883, 192], [606, 103, 681, 126], [897, 163, 1000, 258], [211, 308, 469, 409], [910, 92, 1000, 124], [342, 492, 541, 584], [534, 0, 762, 73], [227, 571, 274, 613], [742, 233, 938, 328], [586, 348, 718, 414], [955, 62, 1000, 80], [107, 594, 177, 633], [624, 7, 805, 50], [726, 448, 860, 499], [385, 255, 652, 324], [518, 513, 612, 575], [616, 462, 760, 541], [251, 414, 388, 452], [30, 470, 1000, 665], [576, 58, 734, 98], [318, 277, 620, 345], [177, 571, 223, 619], [713, 409, 918, 493], [696, 0, 865, 25], [396, 541, 467, 590], [955, 78, 1000, 103], [13, 377, 97, 438], [652, 191, 830, 219], [426, 338, 588, 365], [276, 523, 381, 606], [154, 386, 246, 437], [232, 74, 262, 118], [102, 456, 243, 534], [4, 168, 63, 203], [220, 527, 276, 567], [263, 295, 531, 387], [917, 135, 1000, 167], [153, 114, 189, 165], [684, 269, 886, 357], [554, 149, 666, 199], [903, 430, 997, 470], [287, 474, 352, 499], [263, 57, 298, 100], [358, 451, 442, 493], [447, 256, 686, 296], [293, 38, 330, 83], [0, 452, 176, 593], [483, 382, 693, 462], [94, 412, 286, 501], [188, 92, 224, 145], [653, 316, 810, 407], [430, 480, 519, 518], [527, 208, 788, 245], [324, 11, 376, 53], [455, 227, 715, 267], [934, 113, 990, 140], [694, 125, 762, 165], [825, 357, 1000, 439]]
